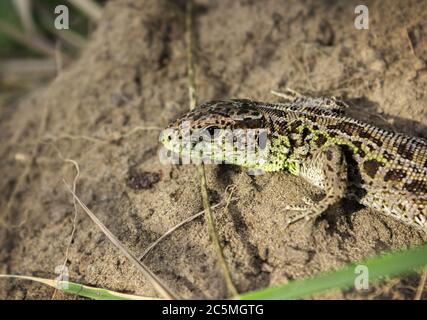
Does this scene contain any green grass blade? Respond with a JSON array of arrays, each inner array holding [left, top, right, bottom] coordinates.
[[0, 275, 159, 300], [238, 243, 427, 300]]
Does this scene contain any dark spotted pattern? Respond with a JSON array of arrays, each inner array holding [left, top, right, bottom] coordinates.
[[326, 149, 333, 161], [338, 122, 362, 137], [403, 179, 427, 195], [397, 142, 415, 161], [352, 140, 366, 157], [382, 150, 395, 162], [315, 134, 327, 147], [363, 159, 383, 178], [290, 120, 303, 133], [384, 169, 407, 182], [357, 129, 383, 147]]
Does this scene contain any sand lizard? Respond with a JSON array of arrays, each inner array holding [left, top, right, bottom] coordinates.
[[161, 90, 427, 232]]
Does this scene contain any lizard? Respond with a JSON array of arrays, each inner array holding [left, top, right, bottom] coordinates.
[[160, 89, 427, 233]]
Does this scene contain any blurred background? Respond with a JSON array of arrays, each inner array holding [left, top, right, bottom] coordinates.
[[0, 0, 104, 105]]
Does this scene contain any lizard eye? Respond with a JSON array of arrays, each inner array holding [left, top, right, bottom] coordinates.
[[206, 126, 220, 138]]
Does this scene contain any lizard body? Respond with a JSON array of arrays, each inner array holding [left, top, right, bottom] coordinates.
[[161, 91, 427, 232]]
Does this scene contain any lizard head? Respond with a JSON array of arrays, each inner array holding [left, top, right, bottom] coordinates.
[[160, 99, 272, 168]]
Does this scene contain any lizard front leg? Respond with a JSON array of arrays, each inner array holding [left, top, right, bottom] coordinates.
[[284, 145, 348, 227]]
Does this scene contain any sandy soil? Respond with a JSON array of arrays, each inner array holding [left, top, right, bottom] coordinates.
[[1, 0, 427, 299]]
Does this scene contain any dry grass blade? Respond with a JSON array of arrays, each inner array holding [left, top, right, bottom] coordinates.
[[67, 0, 102, 22], [63, 182, 177, 300], [0, 275, 158, 300], [186, 1, 197, 110], [185, 0, 238, 297], [0, 58, 57, 76], [48, 144, 80, 299], [13, 0, 38, 35], [138, 204, 220, 261], [414, 267, 427, 300], [196, 166, 238, 297], [139, 207, 206, 261], [0, 21, 70, 63]]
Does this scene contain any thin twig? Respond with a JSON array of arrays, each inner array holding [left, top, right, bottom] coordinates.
[[415, 267, 427, 300], [139, 185, 237, 261], [48, 143, 80, 299], [138, 204, 216, 261], [63, 182, 177, 300], [185, 0, 238, 297], [13, 0, 38, 35]]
